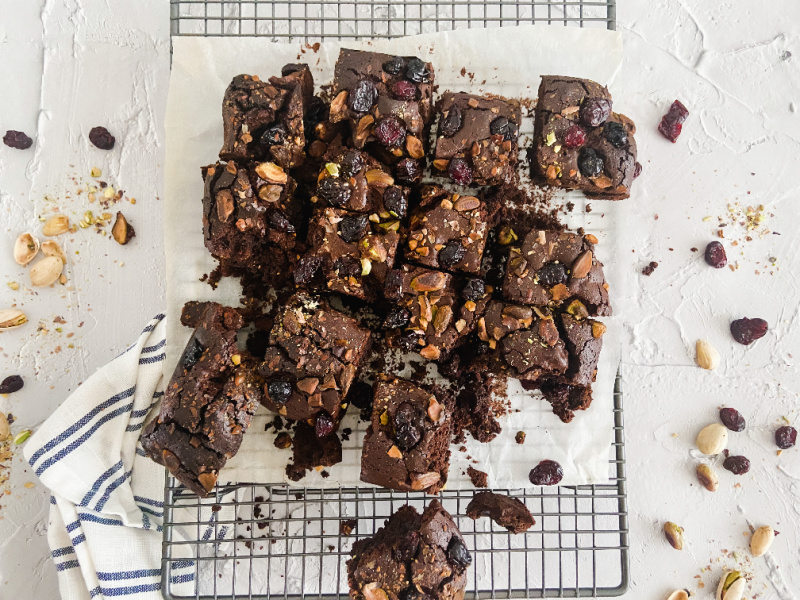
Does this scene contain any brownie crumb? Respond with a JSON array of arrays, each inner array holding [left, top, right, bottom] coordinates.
[[585, 204, 592, 213], [515, 431, 526, 444], [321, 470, 330, 478], [339, 519, 357, 536], [341, 427, 352, 441], [211, 504, 222, 513], [274, 432, 292, 449], [467, 466, 488, 488], [641, 261, 659, 276], [466, 491, 535, 533]]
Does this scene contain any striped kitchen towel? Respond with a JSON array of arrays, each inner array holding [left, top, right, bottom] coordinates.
[[22, 314, 230, 600]]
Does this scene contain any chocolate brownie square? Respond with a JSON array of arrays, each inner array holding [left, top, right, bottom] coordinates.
[[142, 302, 262, 497], [258, 293, 372, 430], [405, 185, 489, 274], [532, 75, 639, 199], [433, 92, 521, 186], [347, 500, 469, 600], [466, 491, 535, 533], [384, 265, 491, 361], [360, 375, 453, 493], [560, 312, 604, 386], [503, 229, 611, 317]]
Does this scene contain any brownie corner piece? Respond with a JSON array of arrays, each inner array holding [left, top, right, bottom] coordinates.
[[360, 375, 453, 494], [533, 75, 639, 199]]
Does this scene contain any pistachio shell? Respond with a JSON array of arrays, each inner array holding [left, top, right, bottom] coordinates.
[[696, 339, 720, 370], [13, 233, 40, 266], [750, 525, 774, 557], [0, 308, 28, 330], [29, 256, 64, 287], [0, 412, 10, 441], [42, 215, 70, 236], [41, 240, 67, 264], [666, 591, 689, 600], [696, 423, 728, 455], [716, 571, 745, 600]]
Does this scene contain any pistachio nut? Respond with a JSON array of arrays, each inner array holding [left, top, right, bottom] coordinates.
[[663, 521, 684, 550], [666, 591, 689, 600], [750, 525, 774, 558], [696, 339, 720, 370], [41, 240, 67, 264], [696, 423, 728, 455], [696, 463, 719, 492], [410, 471, 441, 490], [30, 256, 64, 287], [0, 308, 28, 331], [14, 233, 40, 266], [42, 215, 70, 236], [0, 412, 9, 441], [112, 212, 136, 245], [13, 429, 32, 445], [716, 571, 745, 600]]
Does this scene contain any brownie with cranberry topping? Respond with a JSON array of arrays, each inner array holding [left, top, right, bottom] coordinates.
[[360, 375, 453, 494], [532, 76, 639, 199], [301, 206, 401, 301], [503, 229, 611, 317], [433, 92, 522, 186], [347, 500, 469, 600], [405, 185, 489, 275], [142, 302, 262, 497], [384, 265, 492, 361], [258, 293, 372, 433]]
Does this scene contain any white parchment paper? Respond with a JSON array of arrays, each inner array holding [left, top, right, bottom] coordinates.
[[165, 25, 625, 488]]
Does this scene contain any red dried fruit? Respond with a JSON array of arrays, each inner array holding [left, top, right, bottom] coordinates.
[[294, 256, 322, 285], [440, 105, 462, 138], [374, 116, 406, 147], [384, 307, 410, 329], [633, 162, 642, 178], [315, 412, 335, 438], [529, 459, 563, 486], [395, 158, 422, 183], [730, 317, 768, 345], [564, 124, 587, 149], [775, 425, 797, 449], [438, 240, 466, 269], [0, 375, 24, 394], [3, 130, 33, 150], [347, 79, 378, 113], [393, 401, 423, 450], [719, 407, 746, 432], [722, 455, 750, 475], [658, 100, 689, 143], [704, 241, 727, 268], [447, 157, 473, 185], [580, 98, 612, 127], [391, 79, 418, 101], [89, 126, 116, 150]]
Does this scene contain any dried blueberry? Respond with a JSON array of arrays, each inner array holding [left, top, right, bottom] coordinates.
[[374, 116, 407, 147], [315, 412, 335, 438], [447, 157, 473, 185], [383, 186, 408, 218], [529, 459, 564, 486], [775, 425, 797, 449], [658, 100, 689, 143], [384, 307, 411, 329], [0, 375, 24, 394], [461, 278, 486, 302], [334, 256, 362, 279], [579, 98, 612, 127], [347, 79, 378, 113], [440, 105, 463, 138], [3, 130, 33, 150], [603, 121, 628, 148], [489, 116, 517, 141], [536, 262, 568, 287], [722, 455, 750, 475], [317, 177, 351, 207], [395, 158, 422, 184], [720, 407, 746, 432], [88, 126, 115, 150], [181, 337, 205, 369], [294, 256, 322, 285], [446, 537, 472, 572], [730, 317, 768, 345], [267, 210, 295, 233], [564, 124, 586, 149], [347, 381, 373, 410], [268, 379, 293, 405], [382, 56, 405, 75], [397, 331, 423, 352], [704, 241, 727, 268], [260, 124, 287, 146], [392, 79, 418, 101], [393, 402, 423, 450], [404, 58, 430, 83], [384, 269, 404, 300], [339, 213, 369, 243], [577, 148, 604, 178], [339, 150, 365, 179], [438, 239, 466, 269]]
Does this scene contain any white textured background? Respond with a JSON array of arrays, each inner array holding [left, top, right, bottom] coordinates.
[[0, 1, 798, 598]]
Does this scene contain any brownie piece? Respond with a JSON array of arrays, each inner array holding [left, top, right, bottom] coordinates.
[[330, 49, 435, 165], [285, 421, 343, 481], [405, 185, 488, 274], [467, 466, 488, 488], [466, 492, 535, 533], [532, 75, 639, 199], [258, 293, 372, 428], [302, 206, 401, 301], [384, 265, 491, 361], [360, 375, 453, 494], [347, 500, 469, 600], [202, 160, 299, 266], [560, 313, 604, 386], [539, 382, 593, 423], [142, 302, 262, 497], [474, 301, 568, 381], [433, 92, 521, 186], [219, 65, 314, 167], [503, 229, 611, 317]]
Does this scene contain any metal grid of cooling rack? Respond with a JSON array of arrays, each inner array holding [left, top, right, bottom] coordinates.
[[164, 1, 626, 597]]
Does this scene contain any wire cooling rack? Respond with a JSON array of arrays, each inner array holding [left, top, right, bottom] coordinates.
[[165, 1, 626, 598]]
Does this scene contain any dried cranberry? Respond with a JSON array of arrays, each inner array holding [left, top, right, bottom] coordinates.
[[446, 537, 472, 572], [317, 177, 351, 207], [181, 338, 205, 369], [438, 240, 466, 269], [395, 158, 422, 184], [633, 162, 642, 178], [384, 307, 411, 329], [490, 116, 517, 141], [447, 157, 473, 185], [391, 79, 418, 101], [404, 58, 430, 83], [603, 121, 627, 148], [0, 375, 24, 394], [577, 148, 604, 178], [88, 126, 115, 150], [294, 256, 321, 285], [722, 455, 750, 475], [440, 105, 462, 137], [775, 426, 797, 449], [382, 56, 405, 75], [315, 412, 335, 438], [719, 408, 746, 432], [579, 98, 611, 127], [374, 116, 407, 147], [3, 130, 33, 150], [281, 63, 306, 76], [393, 402, 423, 450], [384, 269, 404, 300], [461, 278, 486, 302], [704, 241, 727, 268], [397, 331, 423, 351], [339, 213, 369, 243], [658, 100, 689, 143], [383, 186, 408, 218], [347, 381, 373, 410], [334, 256, 362, 279], [529, 459, 564, 486], [268, 379, 293, 405], [347, 79, 378, 113], [536, 262, 568, 286], [260, 124, 287, 146], [564, 125, 586, 149], [267, 210, 294, 233], [730, 317, 768, 345], [339, 150, 365, 179]]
